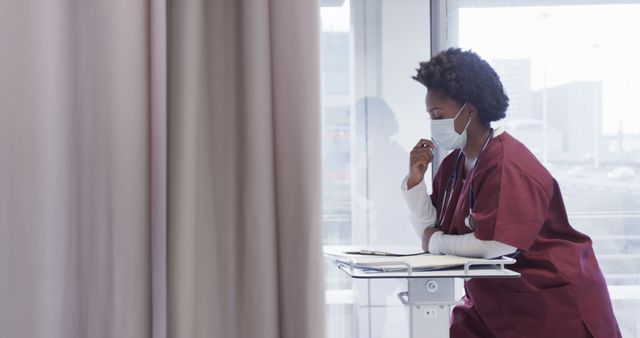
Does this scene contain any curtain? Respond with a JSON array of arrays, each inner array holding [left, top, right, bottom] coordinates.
[[0, 0, 323, 338], [0, 1, 154, 337], [167, 0, 324, 338]]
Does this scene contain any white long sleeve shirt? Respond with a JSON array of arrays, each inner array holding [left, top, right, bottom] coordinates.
[[401, 175, 517, 259]]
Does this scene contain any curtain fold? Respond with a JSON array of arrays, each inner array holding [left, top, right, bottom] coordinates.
[[269, 1, 325, 337], [149, 1, 168, 338], [0, 1, 154, 338], [167, 0, 324, 337]]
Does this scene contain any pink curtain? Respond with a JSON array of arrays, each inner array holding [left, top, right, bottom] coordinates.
[[0, 1, 156, 337], [0, 0, 323, 338], [167, 0, 324, 337]]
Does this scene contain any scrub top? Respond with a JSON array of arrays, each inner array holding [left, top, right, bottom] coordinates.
[[431, 131, 621, 338]]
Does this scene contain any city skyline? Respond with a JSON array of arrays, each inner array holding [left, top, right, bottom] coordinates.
[[458, 4, 640, 136]]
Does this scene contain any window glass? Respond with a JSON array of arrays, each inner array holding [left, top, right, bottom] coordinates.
[[321, 1, 430, 337]]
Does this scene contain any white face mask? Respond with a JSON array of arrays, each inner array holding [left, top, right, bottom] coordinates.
[[430, 103, 472, 151]]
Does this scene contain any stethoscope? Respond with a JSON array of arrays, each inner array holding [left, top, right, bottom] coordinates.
[[434, 128, 494, 230]]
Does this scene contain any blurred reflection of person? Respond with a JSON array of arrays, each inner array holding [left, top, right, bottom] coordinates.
[[354, 96, 415, 246]]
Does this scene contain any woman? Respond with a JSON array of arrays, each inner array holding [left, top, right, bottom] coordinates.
[[401, 48, 621, 338]]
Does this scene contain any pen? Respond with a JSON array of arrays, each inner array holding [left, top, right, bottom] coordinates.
[[343, 250, 426, 257]]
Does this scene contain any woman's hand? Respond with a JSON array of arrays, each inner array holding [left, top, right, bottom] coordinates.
[[407, 139, 436, 190], [421, 227, 441, 253]]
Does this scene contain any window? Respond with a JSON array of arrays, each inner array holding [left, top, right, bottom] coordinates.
[[321, 1, 431, 337], [321, 0, 640, 337]]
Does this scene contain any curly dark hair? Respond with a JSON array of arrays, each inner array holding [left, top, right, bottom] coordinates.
[[413, 48, 509, 126]]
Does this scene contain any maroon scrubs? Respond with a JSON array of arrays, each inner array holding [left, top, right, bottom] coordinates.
[[431, 132, 621, 338]]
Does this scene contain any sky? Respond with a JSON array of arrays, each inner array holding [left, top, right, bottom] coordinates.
[[458, 4, 640, 135]]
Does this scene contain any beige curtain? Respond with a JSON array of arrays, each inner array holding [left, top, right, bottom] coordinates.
[[1, 1, 323, 338], [0, 1, 158, 337], [167, 0, 324, 338]]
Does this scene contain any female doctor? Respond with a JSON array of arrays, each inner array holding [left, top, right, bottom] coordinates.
[[402, 48, 621, 338]]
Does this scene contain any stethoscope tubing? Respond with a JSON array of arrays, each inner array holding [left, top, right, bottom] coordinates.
[[435, 128, 494, 229]]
